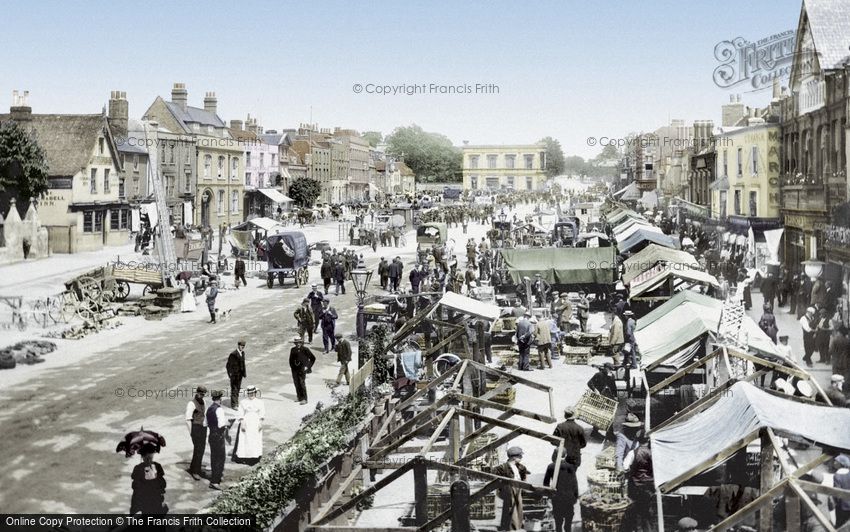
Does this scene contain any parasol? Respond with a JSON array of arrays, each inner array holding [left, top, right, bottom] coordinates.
[[116, 428, 166, 457]]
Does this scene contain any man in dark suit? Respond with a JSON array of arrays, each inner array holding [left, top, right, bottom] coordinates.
[[543, 450, 579, 532], [226, 339, 247, 408], [289, 337, 316, 404], [552, 406, 587, 467]]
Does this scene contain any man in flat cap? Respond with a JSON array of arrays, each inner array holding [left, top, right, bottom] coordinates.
[[334, 333, 352, 386], [675, 517, 699, 531], [226, 339, 247, 408], [205, 390, 227, 490], [493, 446, 528, 530], [185, 385, 208, 480], [289, 337, 316, 404], [294, 298, 314, 343], [553, 406, 587, 467]]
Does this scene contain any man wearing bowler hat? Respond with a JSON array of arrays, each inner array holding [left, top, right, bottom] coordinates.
[[226, 339, 247, 408], [553, 406, 587, 467], [185, 385, 208, 481], [289, 337, 316, 404]]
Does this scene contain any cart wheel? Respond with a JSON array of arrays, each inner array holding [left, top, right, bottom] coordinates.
[[295, 271, 302, 287], [59, 292, 77, 323], [77, 305, 96, 323], [266, 275, 274, 288], [142, 285, 153, 297], [114, 281, 130, 302], [278, 272, 286, 286], [299, 268, 309, 285], [76, 276, 103, 303], [46, 297, 63, 324]]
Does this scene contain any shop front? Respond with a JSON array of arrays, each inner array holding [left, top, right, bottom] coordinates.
[[822, 202, 850, 327]]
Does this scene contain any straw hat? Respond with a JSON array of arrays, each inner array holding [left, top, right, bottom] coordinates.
[[796, 380, 814, 398], [774, 378, 795, 395]]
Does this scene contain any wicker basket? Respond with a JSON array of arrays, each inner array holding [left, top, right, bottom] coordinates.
[[464, 433, 499, 471], [594, 446, 617, 470], [579, 494, 631, 532], [587, 468, 628, 499], [565, 331, 603, 347], [561, 345, 592, 365], [426, 483, 496, 520], [575, 390, 618, 431]]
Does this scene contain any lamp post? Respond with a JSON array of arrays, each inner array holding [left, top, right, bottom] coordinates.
[[498, 210, 507, 245], [350, 268, 373, 338]]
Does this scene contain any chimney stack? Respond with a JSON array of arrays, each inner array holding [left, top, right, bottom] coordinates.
[[108, 90, 129, 136], [171, 83, 188, 111], [230, 119, 243, 130], [10, 90, 32, 122], [204, 92, 217, 115]]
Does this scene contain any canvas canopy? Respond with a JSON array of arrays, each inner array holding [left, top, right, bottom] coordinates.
[[622, 244, 701, 285], [614, 221, 664, 241], [499, 247, 617, 285], [431, 292, 501, 322], [635, 291, 782, 366], [629, 266, 719, 299], [235, 216, 285, 233], [607, 209, 643, 226], [617, 229, 680, 254], [258, 188, 293, 203], [651, 381, 850, 489]]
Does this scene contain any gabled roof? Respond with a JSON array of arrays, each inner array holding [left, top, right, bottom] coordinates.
[[0, 113, 114, 177], [622, 244, 701, 285], [802, 0, 850, 70], [164, 101, 225, 130], [396, 161, 414, 176]]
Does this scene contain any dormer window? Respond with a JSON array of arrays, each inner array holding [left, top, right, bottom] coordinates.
[[98, 138, 104, 155]]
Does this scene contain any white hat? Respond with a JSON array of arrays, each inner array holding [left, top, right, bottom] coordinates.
[[832, 374, 846, 383], [796, 380, 814, 398], [774, 378, 795, 395]]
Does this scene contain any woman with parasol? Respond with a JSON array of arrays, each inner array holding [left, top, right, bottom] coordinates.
[[129, 443, 167, 514], [116, 429, 167, 514]]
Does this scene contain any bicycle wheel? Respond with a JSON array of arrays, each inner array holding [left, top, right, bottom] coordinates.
[[46, 297, 63, 324]]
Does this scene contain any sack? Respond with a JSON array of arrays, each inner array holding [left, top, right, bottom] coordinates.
[[623, 448, 636, 471]]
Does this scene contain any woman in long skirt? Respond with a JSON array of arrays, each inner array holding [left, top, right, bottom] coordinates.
[[180, 279, 197, 313], [130, 444, 167, 515], [234, 386, 265, 465]]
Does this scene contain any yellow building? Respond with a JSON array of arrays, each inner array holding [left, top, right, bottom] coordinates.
[[711, 122, 781, 222], [461, 143, 547, 191]]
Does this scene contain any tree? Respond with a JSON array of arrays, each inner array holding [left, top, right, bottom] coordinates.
[[0, 120, 49, 206], [362, 131, 382, 148], [287, 177, 322, 208], [539, 136, 565, 178], [596, 143, 620, 162], [563, 155, 587, 176], [385, 125, 462, 183]]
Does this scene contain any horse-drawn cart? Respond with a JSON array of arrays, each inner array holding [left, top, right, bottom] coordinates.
[[61, 264, 164, 322], [265, 232, 310, 288]]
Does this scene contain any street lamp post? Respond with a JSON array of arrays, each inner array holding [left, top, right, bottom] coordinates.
[[350, 268, 373, 339]]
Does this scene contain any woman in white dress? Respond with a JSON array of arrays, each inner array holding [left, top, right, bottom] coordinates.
[[180, 279, 196, 313], [234, 385, 265, 464]]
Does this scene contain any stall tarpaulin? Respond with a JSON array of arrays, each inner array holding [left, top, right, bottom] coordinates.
[[651, 381, 850, 490], [629, 267, 719, 299], [183, 201, 193, 225], [498, 247, 617, 285], [635, 291, 782, 367], [622, 244, 701, 285], [617, 229, 680, 254], [431, 292, 501, 322]]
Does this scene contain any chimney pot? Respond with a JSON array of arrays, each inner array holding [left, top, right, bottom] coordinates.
[[171, 82, 188, 111]]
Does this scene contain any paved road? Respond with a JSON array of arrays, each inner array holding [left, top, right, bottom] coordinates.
[[0, 219, 418, 514]]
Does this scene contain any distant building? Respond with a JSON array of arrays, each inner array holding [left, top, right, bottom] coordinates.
[[461, 142, 547, 192], [1, 92, 130, 253], [143, 83, 244, 229], [230, 116, 283, 218]]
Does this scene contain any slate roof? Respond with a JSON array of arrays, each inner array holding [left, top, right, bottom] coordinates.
[[802, 0, 850, 70], [164, 101, 225, 130], [0, 113, 110, 177]]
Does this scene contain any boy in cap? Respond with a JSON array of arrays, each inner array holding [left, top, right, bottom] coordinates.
[[185, 385, 208, 480], [576, 290, 590, 332], [776, 335, 794, 363], [543, 449, 579, 532], [493, 446, 528, 530], [205, 390, 227, 490], [827, 374, 847, 407], [308, 284, 325, 334]]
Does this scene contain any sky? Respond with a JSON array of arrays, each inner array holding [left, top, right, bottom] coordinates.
[[1, 0, 802, 158]]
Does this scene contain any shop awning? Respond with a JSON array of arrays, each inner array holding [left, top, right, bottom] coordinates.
[[709, 176, 729, 191], [234, 216, 284, 233], [621, 183, 642, 201], [651, 381, 850, 490], [640, 190, 659, 209], [281, 168, 292, 179], [635, 291, 782, 367], [258, 188, 293, 203]]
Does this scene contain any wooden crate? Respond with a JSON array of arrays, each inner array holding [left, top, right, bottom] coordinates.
[[594, 446, 617, 470], [485, 381, 516, 406], [426, 483, 496, 520], [587, 468, 628, 499], [579, 494, 631, 532], [561, 345, 592, 365], [574, 390, 618, 431]]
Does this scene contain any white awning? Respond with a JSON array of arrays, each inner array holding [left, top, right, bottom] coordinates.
[[281, 168, 292, 179], [239, 216, 282, 232], [258, 188, 293, 203], [431, 292, 501, 322]]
